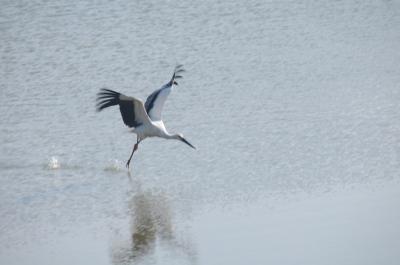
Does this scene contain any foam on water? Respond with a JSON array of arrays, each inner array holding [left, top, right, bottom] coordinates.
[[47, 157, 60, 170], [104, 159, 125, 172]]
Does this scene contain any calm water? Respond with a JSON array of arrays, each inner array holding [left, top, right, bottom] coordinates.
[[1, 0, 400, 264]]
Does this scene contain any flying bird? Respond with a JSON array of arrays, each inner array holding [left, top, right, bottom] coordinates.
[[96, 65, 195, 169]]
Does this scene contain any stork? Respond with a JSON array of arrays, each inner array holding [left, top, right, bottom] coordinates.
[[96, 65, 195, 169]]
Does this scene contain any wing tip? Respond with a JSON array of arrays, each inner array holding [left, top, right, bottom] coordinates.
[[96, 88, 120, 111]]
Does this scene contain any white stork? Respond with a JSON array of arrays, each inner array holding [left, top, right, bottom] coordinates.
[[96, 65, 195, 169]]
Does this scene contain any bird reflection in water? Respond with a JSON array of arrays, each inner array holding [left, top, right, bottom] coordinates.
[[111, 173, 196, 264]]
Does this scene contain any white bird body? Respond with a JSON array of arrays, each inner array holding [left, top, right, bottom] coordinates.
[[96, 65, 195, 168], [133, 120, 169, 140]]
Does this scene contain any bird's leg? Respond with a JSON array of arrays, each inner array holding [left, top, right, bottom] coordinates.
[[126, 139, 140, 169], [126, 143, 138, 169]]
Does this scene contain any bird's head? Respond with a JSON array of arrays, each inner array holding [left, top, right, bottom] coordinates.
[[175, 133, 196, 149]]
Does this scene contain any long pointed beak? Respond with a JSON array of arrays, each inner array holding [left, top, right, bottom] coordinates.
[[181, 137, 196, 149]]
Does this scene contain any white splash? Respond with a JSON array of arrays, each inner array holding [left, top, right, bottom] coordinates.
[[47, 157, 60, 170], [104, 159, 124, 172]]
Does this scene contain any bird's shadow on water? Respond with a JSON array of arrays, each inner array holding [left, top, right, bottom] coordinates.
[[110, 172, 197, 265]]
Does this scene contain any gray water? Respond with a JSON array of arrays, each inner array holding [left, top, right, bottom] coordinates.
[[1, 0, 400, 264]]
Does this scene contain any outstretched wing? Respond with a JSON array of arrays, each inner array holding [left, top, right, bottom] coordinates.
[[96, 88, 151, 128], [145, 65, 185, 121]]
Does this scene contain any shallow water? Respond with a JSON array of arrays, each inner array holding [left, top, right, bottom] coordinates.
[[1, 0, 400, 264]]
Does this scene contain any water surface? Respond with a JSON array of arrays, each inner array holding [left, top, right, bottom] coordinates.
[[1, 0, 400, 264]]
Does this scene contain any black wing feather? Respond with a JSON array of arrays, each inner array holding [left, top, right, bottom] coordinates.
[[144, 88, 162, 115], [118, 100, 138, 127], [96, 88, 142, 128]]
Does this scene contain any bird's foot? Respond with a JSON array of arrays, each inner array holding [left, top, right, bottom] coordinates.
[[126, 160, 131, 169]]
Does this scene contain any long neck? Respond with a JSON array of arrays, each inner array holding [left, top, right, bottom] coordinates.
[[165, 133, 180, 140]]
